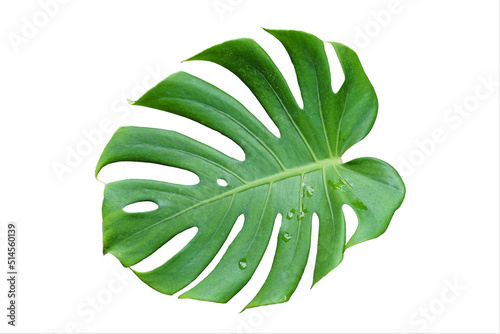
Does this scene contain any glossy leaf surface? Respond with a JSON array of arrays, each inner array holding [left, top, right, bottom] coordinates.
[[96, 29, 405, 309]]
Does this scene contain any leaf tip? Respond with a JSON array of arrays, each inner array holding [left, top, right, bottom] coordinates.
[[239, 303, 259, 312], [183, 54, 202, 63], [311, 277, 320, 290], [241, 300, 259, 312], [177, 292, 190, 300], [126, 98, 136, 105], [262, 27, 281, 37]]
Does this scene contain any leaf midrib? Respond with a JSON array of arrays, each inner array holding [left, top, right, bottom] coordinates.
[[116, 157, 343, 246]]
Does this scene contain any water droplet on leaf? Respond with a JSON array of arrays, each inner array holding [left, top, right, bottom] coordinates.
[[286, 209, 295, 220], [301, 182, 315, 197], [305, 185, 315, 197], [353, 200, 368, 211], [282, 232, 292, 242], [238, 258, 248, 270], [330, 179, 347, 192]]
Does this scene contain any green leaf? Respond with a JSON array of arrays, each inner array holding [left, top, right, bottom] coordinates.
[[96, 29, 405, 310]]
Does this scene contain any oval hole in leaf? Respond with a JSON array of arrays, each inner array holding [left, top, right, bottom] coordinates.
[[98, 161, 200, 185], [131, 227, 198, 273], [217, 179, 228, 187], [342, 204, 359, 245], [123, 201, 159, 213]]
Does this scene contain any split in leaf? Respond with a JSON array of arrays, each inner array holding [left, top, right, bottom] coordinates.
[[96, 29, 405, 310]]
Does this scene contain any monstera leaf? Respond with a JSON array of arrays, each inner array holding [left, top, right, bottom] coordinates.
[[96, 29, 405, 309]]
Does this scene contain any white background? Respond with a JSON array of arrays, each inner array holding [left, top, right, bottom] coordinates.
[[0, 0, 499, 333]]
